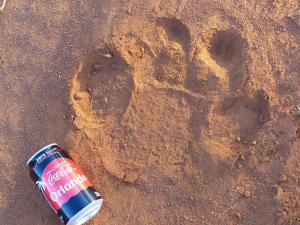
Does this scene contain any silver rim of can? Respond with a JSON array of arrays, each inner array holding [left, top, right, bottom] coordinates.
[[67, 199, 103, 225], [26, 143, 58, 166]]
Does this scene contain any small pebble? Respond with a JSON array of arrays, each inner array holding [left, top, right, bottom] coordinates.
[[91, 71, 99, 76], [243, 190, 251, 198], [0, 0, 7, 11], [237, 136, 241, 142], [123, 171, 139, 183], [235, 212, 241, 218], [126, 3, 133, 14], [103, 97, 108, 104], [112, 29, 118, 36], [273, 185, 284, 198], [102, 53, 112, 58], [297, 105, 300, 115], [93, 64, 102, 70], [279, 174, 287, 182], [258, 115, 264, 123], [68, 115, 75, 123], [179, 97, 186, 106], [252, 140, 257, 145], [264, 156, 271, 162], [281, 210, 287, 218], [74, 94, 82, 100], [276, 210, 281, 217]]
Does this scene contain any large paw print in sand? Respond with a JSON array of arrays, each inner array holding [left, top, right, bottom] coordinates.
[[70, 18, 270, 182]]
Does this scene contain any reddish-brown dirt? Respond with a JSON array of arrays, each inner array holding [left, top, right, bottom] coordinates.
[[0, 1, 299, 225]]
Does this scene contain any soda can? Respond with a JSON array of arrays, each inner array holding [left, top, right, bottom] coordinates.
[[27, 143, 103, 225]]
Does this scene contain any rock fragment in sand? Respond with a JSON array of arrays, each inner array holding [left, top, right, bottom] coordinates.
[[273, 185, 284, 201], [235, 212, 242, 219], [123, 170, 139, 183], [0, 0, 7, 11], [240, 154, 245, 161], [74, 93, 82, 100], [102, 53, 112, 58], [279, 174, 287, 182], [296, 105, 300, 116], [93, 64, 102, 70], [243, 190, 251, 198], [126, 3, 133, 14], [73, 117, 84, 129]]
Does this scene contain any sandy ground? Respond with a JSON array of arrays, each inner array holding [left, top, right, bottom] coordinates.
[[0, 0, 299, 225]]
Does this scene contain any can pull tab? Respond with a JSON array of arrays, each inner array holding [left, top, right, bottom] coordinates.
[[36, 180, 57, 213]]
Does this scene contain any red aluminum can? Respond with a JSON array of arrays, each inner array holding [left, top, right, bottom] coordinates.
[[27, 143, 103, 225]]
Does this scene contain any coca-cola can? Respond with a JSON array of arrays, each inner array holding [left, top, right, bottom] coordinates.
[[27, 143, 103, 225]]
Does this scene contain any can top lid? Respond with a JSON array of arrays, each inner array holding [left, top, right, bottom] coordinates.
[[26, 143, 58, 166]]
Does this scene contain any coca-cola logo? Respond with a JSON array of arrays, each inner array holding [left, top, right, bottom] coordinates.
[[48, 163, 74, 186], [42, 158, 92, 210]]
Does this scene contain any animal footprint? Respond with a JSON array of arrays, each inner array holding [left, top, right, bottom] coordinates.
[[157, 17, 192, 53], [71, 46, 134, 126], [154, 37, 187, 84], [183, 28, 271, 158], [69, 18, 270, 181], [208, 30, 270, 136], [87, 48, 134, 121], [221, 90, 271, 136], [209, 29, 248, 91], [210, 29, 245, 66]]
